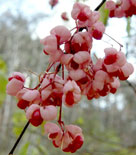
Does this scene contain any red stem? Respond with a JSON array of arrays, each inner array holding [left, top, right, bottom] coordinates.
[[62, 65, 64, 80], [58, 102, 64, 132]]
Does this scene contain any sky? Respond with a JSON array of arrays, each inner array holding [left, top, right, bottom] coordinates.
[[0, 0, 127, 38], [0, 0, 135, 69], [0, 0, 127, 45], [0, 0, 135, 74], [0, 0, 105, 38]]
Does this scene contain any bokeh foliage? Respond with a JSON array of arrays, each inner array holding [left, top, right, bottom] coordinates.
[[0, 57, 7, 106]]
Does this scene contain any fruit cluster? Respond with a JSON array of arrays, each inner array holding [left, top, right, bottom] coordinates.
[[6, 2, 134, 153], [106, 0, 136, 17]]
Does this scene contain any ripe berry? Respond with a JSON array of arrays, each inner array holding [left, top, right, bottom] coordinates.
[[17, 99, 29, 109], [65, 91, 74, 106], [92, 29, 102, 40], [29, 109, 43, 127], [104, 54, 117, 65]]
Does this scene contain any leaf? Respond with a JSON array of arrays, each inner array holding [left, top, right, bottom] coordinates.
[[99, 3, 109, 26], [19, 142, 30, 155], [126, 17, 131, 37], [31, 147, 39, 155], [0, 57, 7, 73], [37, 145, 48, 155], [40, 121, 46, 134], [76, 117, 84, 125], [0, 71, 8, 105], [12, 111, 27, 136], [0, 57, 7, 106]]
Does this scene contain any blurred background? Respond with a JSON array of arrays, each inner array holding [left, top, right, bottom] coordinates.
[[0, 0, 136, 154]]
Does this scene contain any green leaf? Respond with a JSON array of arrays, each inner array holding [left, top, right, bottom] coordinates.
[[0, 71, 8, 105], [0, 57, 7, 106], [40, 121, 46, 134], [99, 3, 109, 26], [31, 147, 39, 155], [76, 117, 84, 125], [12, 111, 27, 136], [126, 17, 131, 37], [19, 142, 30, 155], [37, 145, 48, 155], [0, 57, 7, 73]]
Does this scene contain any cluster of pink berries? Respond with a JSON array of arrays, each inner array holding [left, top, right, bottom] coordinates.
[[45, 123, 84, 153], [6, 2, 134, 153], [106, 0, 136, 17]]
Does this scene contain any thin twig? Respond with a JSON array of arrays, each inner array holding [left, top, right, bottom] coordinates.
[[104, 32, 123, 48], [9, 121, 30, 155], [126, 80, 136, 93], [95, 0, 106, 11]]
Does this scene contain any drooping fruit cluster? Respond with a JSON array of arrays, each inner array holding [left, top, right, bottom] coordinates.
[[106, 0, 136, 17], [45, 123, 84, 153], [6, 2, 134, 153]]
